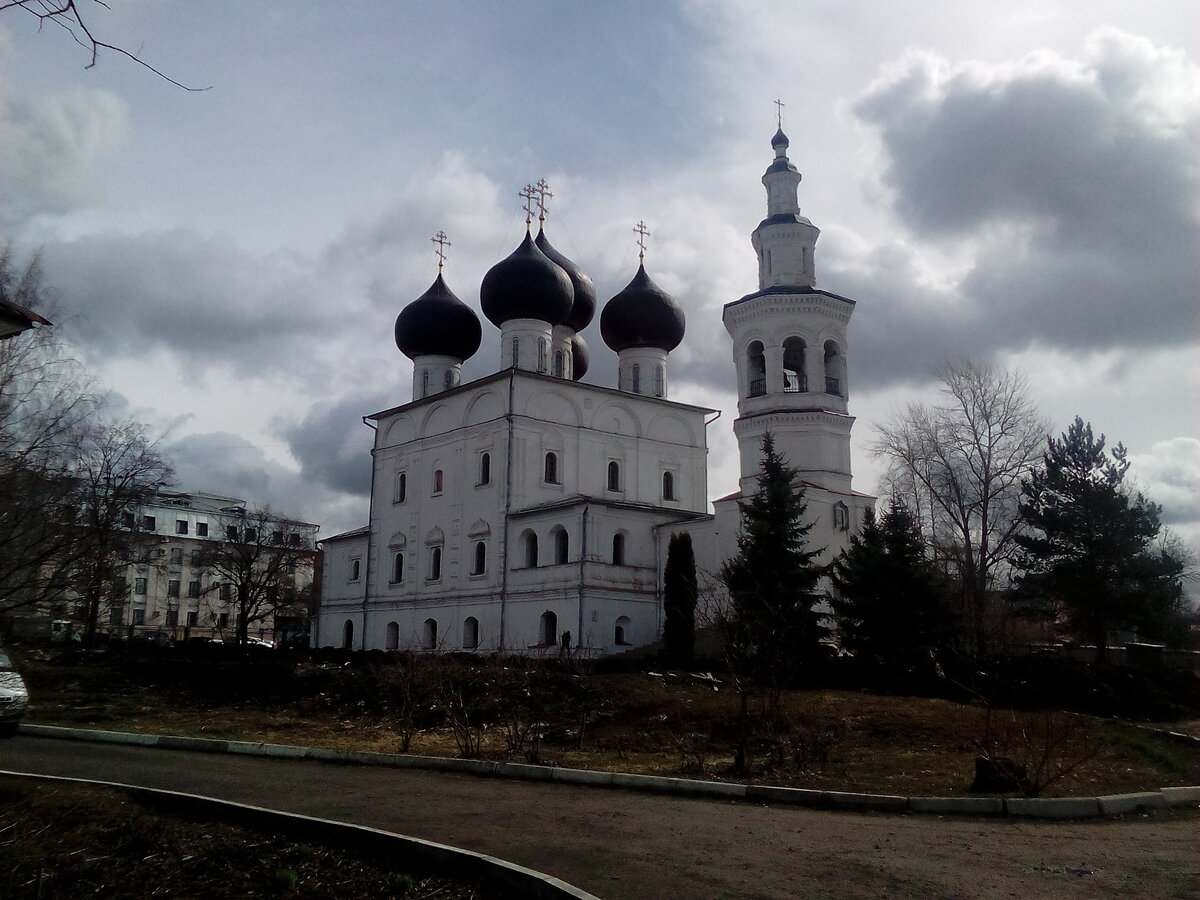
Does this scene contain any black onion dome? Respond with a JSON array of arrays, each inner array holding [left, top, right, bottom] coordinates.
[[480, 232, 574, 328], [570, 334, 589, 381], [395, 273, 482, 361], [771, 127, 789, 149], [600, 264, 685, 353], [536, 228, 596, 331]]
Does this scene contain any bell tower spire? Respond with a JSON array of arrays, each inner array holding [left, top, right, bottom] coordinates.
[[752, 115, 820, 289]]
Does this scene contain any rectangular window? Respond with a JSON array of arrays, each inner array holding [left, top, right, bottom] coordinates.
[[166, 609, 179, 627], [245, 528, 257, 543], [188, 581, 201, 598], [227, 525, 239, 541], [134, 577, 147, 595], [197, 522, 209, 537], [220, 583, 232, 603], [132, 608, 145, 626], [142, 515, 156, 531], [170, 547, 183, 565], [112, 576, 128, 597], [191, 549, 202, 567], [176, 520, 189, 535], [186, 610, 199, 627], [218, 612, 229, 628], [168, 580, 180, 598], [110, 606, 124, 627], [121, 512, 135, 529]]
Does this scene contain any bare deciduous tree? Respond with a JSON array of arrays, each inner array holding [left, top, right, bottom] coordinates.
[[873, 360, 1047, 656]]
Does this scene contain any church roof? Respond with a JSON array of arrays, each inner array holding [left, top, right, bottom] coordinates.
[[394, 272, 482, 361], [536, 228, 596, 332], [480, 231, 574, 327], [600, 263, 685, 353], [726, 284, 855, 309]]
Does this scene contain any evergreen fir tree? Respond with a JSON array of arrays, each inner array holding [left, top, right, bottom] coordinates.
[[1013, 417, 1173, 663], [720, 433, 827, 690], [662, 532, 697, 667], [830, 500, 952, 660]]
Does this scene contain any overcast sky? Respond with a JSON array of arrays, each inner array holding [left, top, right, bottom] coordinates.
[[1, 1, 1196, 552]]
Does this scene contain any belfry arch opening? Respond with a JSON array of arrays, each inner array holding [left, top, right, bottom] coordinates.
[[746, 341, 766, 397], [824, 340, 845, 397], [782, 337, 806, 392]]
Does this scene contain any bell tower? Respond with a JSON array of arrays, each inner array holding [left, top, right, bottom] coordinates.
[[722, 120, 857, 495]]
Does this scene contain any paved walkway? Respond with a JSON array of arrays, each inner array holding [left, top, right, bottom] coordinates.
[[2, 735, 1197, 899]]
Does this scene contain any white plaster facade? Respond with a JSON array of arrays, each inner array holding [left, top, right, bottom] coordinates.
[[315, 127, 874, 654]]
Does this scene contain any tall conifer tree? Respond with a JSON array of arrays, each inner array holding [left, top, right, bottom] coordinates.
[[663, 532, 697, 666]]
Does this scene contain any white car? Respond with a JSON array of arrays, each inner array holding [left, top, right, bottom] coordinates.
[[0, 648, 29, 736]]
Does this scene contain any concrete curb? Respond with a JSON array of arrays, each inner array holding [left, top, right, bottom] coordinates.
[[16, 723, 1200, 820], [0, 769, 600, 900]]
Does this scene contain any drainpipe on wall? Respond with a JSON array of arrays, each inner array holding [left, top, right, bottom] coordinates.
[[578, 503, 589, 654], [361, 415, 378, 651], [498, 370, 516, 652]]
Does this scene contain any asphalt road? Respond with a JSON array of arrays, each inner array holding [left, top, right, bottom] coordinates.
[[2, 735, 1197, 899]]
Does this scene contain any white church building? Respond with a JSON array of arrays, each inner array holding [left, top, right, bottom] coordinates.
[[315, 127, 875, 655]]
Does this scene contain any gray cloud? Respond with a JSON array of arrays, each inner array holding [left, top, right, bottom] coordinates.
[[277, 394, 382, 498]]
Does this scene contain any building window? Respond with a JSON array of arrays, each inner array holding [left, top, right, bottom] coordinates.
[[392, 552, 404, 584], [429, 546, 442, 581], [552, 526, 569, 565], [220, 583, 232, 603], [141, 515, 156, 531], [631, 363, 641, 393], [537, 337, 547, 373], [783, 336, 807, 392], [169, 547, 183, 565], [218, 611, 229, 628], [422, 618, 438, 650], [612, 533, 625, 566], [539, 610, 557, 647], [824, 340, 844, 396], [191, 549, 202, 566], [394, 471, 407, 503], [443, 369, 453, 390], [350, 557, 361, 582], [342, 619, 354, 650], [511, 336, 520, 368], [523, 530, 538, 568], [385, 621, 399, 651], [833, 501, 850, 531], [554, 349, 565, 377], [747, 341, 766, 397], [134, 577, 147, 595], [472, 541, 486, 575], [132, 608, 145, 626], [165, 609, 179, 627], [186, 610, 199, 627], [662, 471, 675, 501], [245, 528, 257, 543], [168, 580, 180, 598], [188, 581, 201, 599], [655, 365, 664, 398], [607, 461, 621, 492], [615, 615, 632, 646], [421, 369, 430, 398], [197, 522, 209, 537], [110, 606, 124, 627], [544, 452, 559, 484], [463, 617, 479, 650], [478, 453, 491, 486], [226, 525, 238, 541], [433, 469, 443, 494], [176, 520, 189, 535]]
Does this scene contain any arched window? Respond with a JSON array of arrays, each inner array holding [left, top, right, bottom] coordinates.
[[392, 552, 404, 583], [385, 621, 399, 651], [544, 451, 559, 484], [833, 501, 850, 531], [655, 365, 664, 398], [443, 370, 453, 390], [429, 546, 442, 581], [472, 541, 486, 575], [421, 370, 430, 397], [511, 336, 520, 368], [394, 472, 407, 503], [824, 340, 844, 396], [463, 617, 479, 650], [615, 615, 631, 646], [607, 460, 621, 492], [523, 530, 538, 568], [554, 349, 565, 378], [552, 526, 569, 565], [612, 533, 626, 566], [783, 337, 807, 392], [662, 471, 675, 501], [342, 619, 354, 650], [537, 337, 548, 373], [422, 618, 438, 650], [433, 469, 443, 493], [631, 363, 641, 393], [478, 452, 491, 485], [747, 341, 766, 397], [540, 610, 558, 646]]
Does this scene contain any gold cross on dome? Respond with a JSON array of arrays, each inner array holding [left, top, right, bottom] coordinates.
[[534, 178, 553, 224], [633, 220, 651, 262], [431, 230, 451, 272], [519, 184, 538, 228], [774, 98, 785, 128]]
